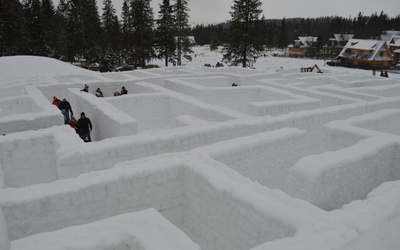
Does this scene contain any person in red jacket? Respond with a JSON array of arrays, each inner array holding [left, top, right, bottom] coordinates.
[[384, 71, 389, 78], [52, 96, 61, 107]]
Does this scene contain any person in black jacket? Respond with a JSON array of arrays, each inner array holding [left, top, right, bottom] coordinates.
[[120, 86, 128, 95], [78, 112, 93, 142], [59, 98, 73, 124], [80, 84, 89, 92]]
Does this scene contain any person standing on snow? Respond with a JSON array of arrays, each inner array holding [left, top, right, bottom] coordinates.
[[120, 86, 128, 95], [52, 96, 61, 107], [78, 112, 93, 142], [69, 116, 84, 139], [58, 97, 73, 124], [384, 71, 389, 78], [80, 84, 89, 93], [95, 88, 104, 97]]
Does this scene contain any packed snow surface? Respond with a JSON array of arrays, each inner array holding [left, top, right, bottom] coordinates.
[[1, 46, 400, 250]]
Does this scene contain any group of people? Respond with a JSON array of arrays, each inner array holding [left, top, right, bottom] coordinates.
[[52, 96, 93, 142], [80, 84, 127, 97], [373, 69, 389, 78], [114, 86, 128, 96], [380, 70, 389, 78], [50, 84, 129, 142]]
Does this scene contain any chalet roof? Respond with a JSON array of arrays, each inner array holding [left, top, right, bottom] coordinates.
[[288, 37, 320, 48], [337, 39, 393, 62], [292, 40, 302, 46], [333, 34, 354, 42], [384, 30, 400, 35], [381, 35, 393, 42], [299, 36, 318, 48], [381, 35, 392, 42], [389, 36, 400, 46], [298, 36, 318, 47], [343, 39, 383, 51]]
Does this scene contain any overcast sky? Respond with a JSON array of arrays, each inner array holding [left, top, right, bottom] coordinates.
[[55, 0, 400, 24], [151, 0, 399, 24]]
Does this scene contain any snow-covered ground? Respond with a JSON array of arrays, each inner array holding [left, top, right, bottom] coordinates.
[[1, 46, 400, 250]]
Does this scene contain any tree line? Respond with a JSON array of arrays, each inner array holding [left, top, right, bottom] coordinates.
[[1, 0, 399, 68], [0, 0, 192, 67], [194, 11, 400, 49]]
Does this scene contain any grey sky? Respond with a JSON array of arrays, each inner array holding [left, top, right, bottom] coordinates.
[[148, 0, 400, 23], [55, 0, 400, 24]]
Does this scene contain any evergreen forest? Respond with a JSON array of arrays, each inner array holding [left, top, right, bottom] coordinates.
[[0, 0, 399, 66]]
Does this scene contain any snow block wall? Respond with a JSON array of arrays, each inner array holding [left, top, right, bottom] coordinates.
[[0, 207, 10, 250], [68, 88, 137, 141], [0, 86, 26, 99], [352, 109, 400, 135], [0, 155, 317, 250], [2, 58, 400, 250], [0, 162, 186, 240], [289, 137, 400, 210], [0, 162, 6, 189], [55, 119, 273, 179], [197, 128, 364, 192], [10, 208, 201, 250], [0, 86, 63, 134], [0, 131, 58, 188], [356, 85, 400, 97], [108, 93, 172, 132], [0, 96, 41, 117], [183, 165, 297, 250], [107, 91, 235, 133]]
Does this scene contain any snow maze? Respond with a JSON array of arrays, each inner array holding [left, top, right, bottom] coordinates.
[[1, 65, 400, 250]]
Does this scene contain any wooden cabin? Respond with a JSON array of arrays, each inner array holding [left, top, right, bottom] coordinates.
[[381, 32, 400, 65], [287, 36, 318, 58], [326, 34, 354, 58], [336, 39, 394, 68]]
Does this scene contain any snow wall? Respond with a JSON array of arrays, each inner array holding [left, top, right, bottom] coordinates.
[[0, 207, 9, 250], [0, 155, 318, 250]]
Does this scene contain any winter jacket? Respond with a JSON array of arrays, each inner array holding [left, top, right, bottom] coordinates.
[[52, 98, 61, 107], [78, 117, 92, 132], [59, 100, 73, 115]]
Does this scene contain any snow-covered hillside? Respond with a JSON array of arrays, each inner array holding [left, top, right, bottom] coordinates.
[[1, 47, 400, 250]]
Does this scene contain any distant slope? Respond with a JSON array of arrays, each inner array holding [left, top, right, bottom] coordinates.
[[0, 56, 98, 87]]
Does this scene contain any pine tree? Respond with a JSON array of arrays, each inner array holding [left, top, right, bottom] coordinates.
[[223, 0, 264, 68], [101, 0, 121, 65], [120, 0, 132, 63], [175, 0, 192, 66], [63, 0, 101, 61], [354, 12, 367, 39], [0, 0, 24, 55], [129, 0, 154, 67], [54, 0, 69, 60], [63, 0, 84, 61], [155, 0, 176, 66], [41, 0, 58, 56], [265, 22, 275, 49], [23, 0, 46, 55], [84, 0, 102, 60], [278, 17, 288, 49], [209, 32, 219, 51]]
